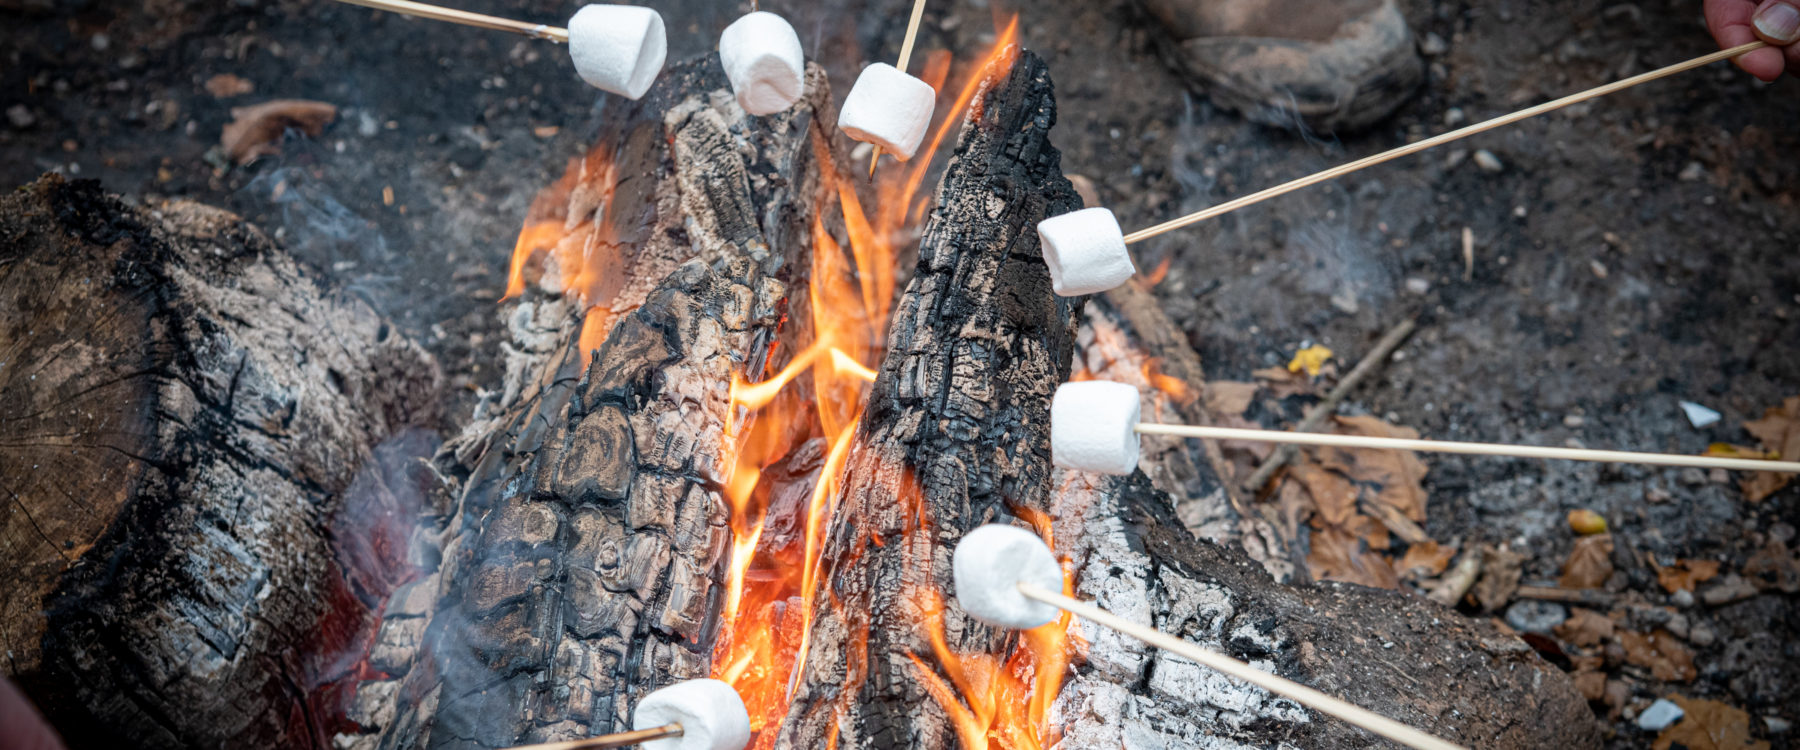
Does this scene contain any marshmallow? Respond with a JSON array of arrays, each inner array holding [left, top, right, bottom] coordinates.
[[837, 63, 935, 161], [1037, 207, 1134, 297], [718, 12, 805, 116], [567, 4, 668, 99], [632, 679, 752, 750], [952, 524, 1064, 630], [1051, 380, 1141, 476]]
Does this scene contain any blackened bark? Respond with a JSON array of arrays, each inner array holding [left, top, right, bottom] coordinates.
[[0, 175, 438, 748], [776, 49, 1085, 750]]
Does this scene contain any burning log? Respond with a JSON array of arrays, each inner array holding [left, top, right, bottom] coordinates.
[[0, 175, 439, 748]]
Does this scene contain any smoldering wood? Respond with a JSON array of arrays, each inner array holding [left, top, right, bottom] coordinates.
[[0, 175, 439, 748], [775, 49, 1084, 750], [344, 59, 842, 749]]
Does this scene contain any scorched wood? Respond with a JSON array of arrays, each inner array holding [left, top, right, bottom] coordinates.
[[0, 175, 439, 748]]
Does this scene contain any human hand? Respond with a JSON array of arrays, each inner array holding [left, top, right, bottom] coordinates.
[[1705, 0, 1800, 80]]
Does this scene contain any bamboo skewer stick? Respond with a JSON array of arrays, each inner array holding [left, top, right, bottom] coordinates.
[[1134, 422, 1800, 473], [331, 0, 569, 42], [498, 724, 683, 750], [1016, 582, 1467, 750], [1120, 41, 1770, 245], [868, 0, 932, 177]]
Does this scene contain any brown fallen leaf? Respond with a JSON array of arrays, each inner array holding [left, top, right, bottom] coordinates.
[[1318, 415, 1429, 521], [1741, 395, 1800, 502], [204, 73, 254, 98], [1620, 629, 1697, 682], [1203, 381, 1257, 418], [1292, 461, 1358, 527], [1250, 366, 1313, 399], [1554, 607, 1616, 648], [1398, 540, 1455, 578], [1655, 558, 1722, 593], [1307, 525, 1399, 589], [1654, 696, 1770, 750], [1473, 544, 1524, 611], [1560, 534, 1615, 589], [1742, 539, 1800, 593], [1572, 671, 1607, 702], [220, 99, 337, 165]]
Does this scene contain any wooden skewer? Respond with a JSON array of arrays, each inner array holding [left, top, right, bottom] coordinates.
[[1017, 582, 1467, 750], [1133, 422, 1800, 473], [331, 0, 569, 42], [497, 724, 683, 750], [1121, 41, 1770, 245], [868, 0, 932, 177]]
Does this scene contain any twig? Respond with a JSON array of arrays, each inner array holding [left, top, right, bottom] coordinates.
[[1427, 550, 1482, 607], [1242, 318, 1417, 492]]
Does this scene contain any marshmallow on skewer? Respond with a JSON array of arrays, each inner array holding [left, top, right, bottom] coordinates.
[[1051, 380, 1142, 476], [719, 12, 806, 115], [567, 4, 668, 99], [838, 63, 935, 160], [952, 524, 1064, 630], [632, 679, 752, 750], [1037, 207, 1134, 297]]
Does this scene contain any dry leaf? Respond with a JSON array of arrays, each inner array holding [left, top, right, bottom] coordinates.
[[1742, 539, 1799, 593], [220, 99, 338, 165], [1560, 534, 1615, 589], [1318, 415, 1429, 521], [1474, 544, 1523, 611], [1203, 381, 1257, 418], [203, 73, 254, 98], [1620, 629, 1697, 682], [1707, 443, 1775, 459], [1656, 559, 1722, 593], [1654, 696, 1770, 750], [1554, 607, 1616, 648], [1572, 671, 1607, 702], [1307, 526, 1399, 589], [1292, 461, 1359, 526], [1741, 396, 1800, 502], [1398, 541, 1454, 577], [1287, 344, 1333, 376], [1567, 508, 1607, 535]]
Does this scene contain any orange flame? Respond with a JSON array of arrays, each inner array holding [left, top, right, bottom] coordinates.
[[1141, 357, 1191, 403]]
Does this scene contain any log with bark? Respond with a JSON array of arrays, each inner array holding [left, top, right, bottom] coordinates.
[[0, 175, 439, 748]]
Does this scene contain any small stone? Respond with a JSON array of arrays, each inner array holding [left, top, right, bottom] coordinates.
[[1670, 588, 1695, 609], [1770, 523, 1796, 544], [1445, 148, 1468, 169], [1474, 149, 1504, 173], [1679, 468, 1708, 487], [1405, 277, 1431, 294], [5, 104, 33, 129], [1690, 621, 1717, 647], [1564, 414, 1586, 427], [1679, 400, 1721, 428], [1504, 600, 1568, 634], [1666, 613, 1691, 638], [1678, 161, 1706, 182], [1590, 260, 1608, 279], [1766, 716, 1791, 734], [90, 33, 110, 51], [1637, 699, 1684, 731], [1646, 486, 1673, 504], [1443, 107, 1466, 126], [1422, 32, 1449, 56]]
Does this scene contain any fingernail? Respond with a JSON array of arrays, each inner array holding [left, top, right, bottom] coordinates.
[[1755, 2, 1800, 43]]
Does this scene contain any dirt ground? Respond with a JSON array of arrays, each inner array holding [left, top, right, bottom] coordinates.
[[3, 0, 1796, 746]]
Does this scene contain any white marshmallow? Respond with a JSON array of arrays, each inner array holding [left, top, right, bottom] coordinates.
[[1037, 207, 1134, 296], [567, 4, 668, 100], [837, 63, 935, 161], [718, 12, 805, 116], [952, 524, 1064, 630], [632, 679, 751, 750], [1051, 380, 1141, 476]]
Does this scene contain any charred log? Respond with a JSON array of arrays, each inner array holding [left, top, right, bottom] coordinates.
[[0, 175, 439, 748], [351, 60, 838, 749]]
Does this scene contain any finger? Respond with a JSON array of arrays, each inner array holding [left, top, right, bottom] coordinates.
[[1786, 40, 1800, 76], [1709, 0, 1787, 79], [1753, 0, 1800, 44]]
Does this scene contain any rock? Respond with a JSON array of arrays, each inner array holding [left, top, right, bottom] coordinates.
[[1445, 148, 1468, 169], [1422, 32, 1449, 56], [1636, 699, 1684, 731], [1474, 149, 1504, 173], [1679, 468, 1708, 487], [1767, 716, 1792, 734], [1505, 600, 1568, 634], [1405, 277, 1431, 294], [1444, 107, 1466, 126], [1670, 588, 1695, 609], [1563, 414, 1586, 428], [1678, 161, 1706, 182], [1689, 621, 1717, 647], [1679, 400, 1721, 428], [5, 104, 33, 129]]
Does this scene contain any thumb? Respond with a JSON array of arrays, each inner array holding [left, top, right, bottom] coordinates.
[[1754, 0, 1800, 44]]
